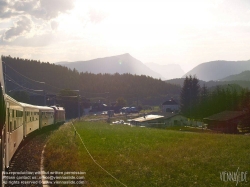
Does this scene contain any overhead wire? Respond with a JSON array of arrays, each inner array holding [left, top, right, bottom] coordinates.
[[4, 74, 45, 96], [3, 61, 110, 96], [5, 73, 59, 97], [3, 61, 46, 84], [3, 61, 62, 91]]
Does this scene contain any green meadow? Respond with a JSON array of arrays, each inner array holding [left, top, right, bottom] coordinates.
[[44, 121, 250, 187]]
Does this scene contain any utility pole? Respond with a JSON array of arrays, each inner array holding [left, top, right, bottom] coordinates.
[[44, 91, 46, 106], [78, 95, 80, 120], [106, 92, 109, 106]]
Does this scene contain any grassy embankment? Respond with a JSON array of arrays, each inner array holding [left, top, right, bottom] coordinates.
[[44, 121, 250, 187]]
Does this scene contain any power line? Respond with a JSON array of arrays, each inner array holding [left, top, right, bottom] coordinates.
[[3, 61, 45, 84], [3, 60, 111, 96], [3, 61, 62, 91], [4, 74, 49, 96]]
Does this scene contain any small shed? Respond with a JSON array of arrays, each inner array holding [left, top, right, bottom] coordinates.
[[163, 113, 187, 127], [203, 111, 246, 133]]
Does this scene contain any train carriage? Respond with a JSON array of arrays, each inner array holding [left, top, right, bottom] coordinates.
[[0, 57, 67, 186], [51, 106, 65, 124], [5, 94, 24, 168], [0, 84, 5, 185], [37, 106, 55, 128], [20, 102, 40, 137]]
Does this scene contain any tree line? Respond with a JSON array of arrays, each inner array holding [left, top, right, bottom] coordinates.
[[180, 75, 250, 119]]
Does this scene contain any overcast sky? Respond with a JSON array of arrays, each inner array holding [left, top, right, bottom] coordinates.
[[0, 0, 250, 72]]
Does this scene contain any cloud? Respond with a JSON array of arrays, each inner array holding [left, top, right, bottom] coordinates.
[[88, 8, 108, 24], [0, 0, 76, 45], [0, 0, 19, 18], [51, 21, 59, 30], [1, 32, 56, 47], [39, 0, 75, 20], [0, 0, 7, 13], [1, 0, 76, 20], [3, 16, 32, 41], [12, 0, 38, 12]]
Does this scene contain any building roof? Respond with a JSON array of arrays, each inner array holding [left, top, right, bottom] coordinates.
[[131, 115, 164, 123], [162, 99, 178, 105], [203, 111, 246, 121]]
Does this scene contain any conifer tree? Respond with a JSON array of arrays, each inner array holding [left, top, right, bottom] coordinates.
[[180, 75, 200, 117]]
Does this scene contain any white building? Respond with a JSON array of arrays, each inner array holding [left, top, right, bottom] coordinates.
[[161, 99, 179, 113], [130, 113, 187, 128]]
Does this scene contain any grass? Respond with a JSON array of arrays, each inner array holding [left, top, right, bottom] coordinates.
[[165, 126, 213, 133], [44, 121, 250, 187]]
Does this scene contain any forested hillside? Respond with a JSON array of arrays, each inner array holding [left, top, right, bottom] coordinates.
[[220, 71, 250, 81], [2, 56, 181, 107]]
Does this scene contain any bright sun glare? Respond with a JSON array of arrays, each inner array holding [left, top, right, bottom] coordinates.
[[58, 0, 213, 43]]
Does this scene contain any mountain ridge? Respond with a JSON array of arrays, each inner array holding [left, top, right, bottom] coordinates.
[[56, 53, 163, 79], [183, 60, 250, 81]]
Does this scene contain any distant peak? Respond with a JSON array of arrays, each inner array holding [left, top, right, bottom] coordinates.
[[122, 53, 130, 56]]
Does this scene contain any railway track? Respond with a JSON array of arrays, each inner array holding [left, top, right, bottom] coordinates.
[[5, 125, 61, 187]]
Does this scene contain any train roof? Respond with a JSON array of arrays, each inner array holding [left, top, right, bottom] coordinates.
[[5, 94, 22, 106], [36, 105, 54, 112], [20, 102, 40, 110], [50, 105, 65, 111]]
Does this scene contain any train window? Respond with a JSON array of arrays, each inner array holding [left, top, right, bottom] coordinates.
[[16, 110, 22, 117], [14, 121, 16, 129], [9, 121, 12, 132], [12, 110, 15, 118]]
